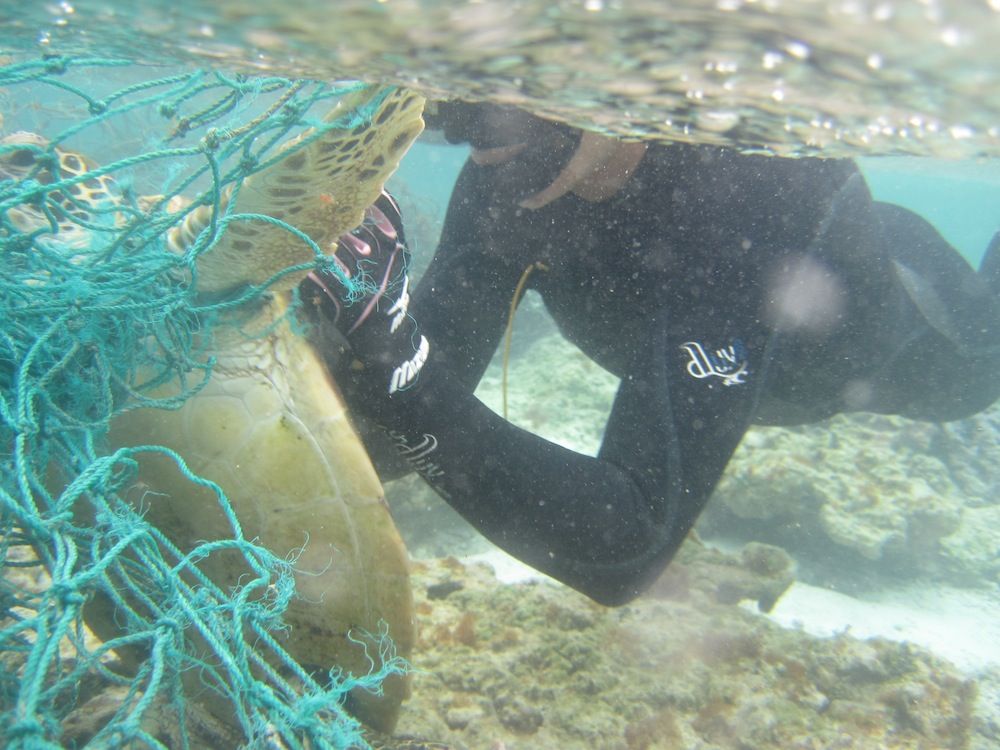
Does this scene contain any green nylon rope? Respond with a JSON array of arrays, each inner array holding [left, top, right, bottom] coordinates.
[[0, 56, 403, 749]]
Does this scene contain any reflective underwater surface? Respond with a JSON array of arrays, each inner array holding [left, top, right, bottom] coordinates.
[[2, 2, 1000, 749], [7, 0, 1000, 157]]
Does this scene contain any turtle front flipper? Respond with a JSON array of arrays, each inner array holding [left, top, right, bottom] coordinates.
[[178, 86, 425, 295]]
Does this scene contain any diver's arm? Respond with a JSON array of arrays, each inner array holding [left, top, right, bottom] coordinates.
[[310, 219, 717, 604], [309, 173, 761, 605], [403, 171, 526, 392], [318, 185, 690, 605], [347, 309, 760, 606], [356, 364, 679, 606]]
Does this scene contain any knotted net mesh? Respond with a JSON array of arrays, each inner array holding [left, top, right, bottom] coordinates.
[[0, 56, 403, 749]]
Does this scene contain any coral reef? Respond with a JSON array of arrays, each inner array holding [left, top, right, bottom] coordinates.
[[395, 543, 978, 750], [704, 406, 1000, 585], [972, 667, 1000, 750], [4, 534, 992, 749]]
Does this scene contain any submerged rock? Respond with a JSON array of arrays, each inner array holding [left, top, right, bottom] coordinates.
[[705, 405, 1000, 585]]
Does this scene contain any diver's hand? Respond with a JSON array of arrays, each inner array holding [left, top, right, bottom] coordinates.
[[303, 191, 427, 397], [305, 191, 408, 336], [519, 131, 647, 209]]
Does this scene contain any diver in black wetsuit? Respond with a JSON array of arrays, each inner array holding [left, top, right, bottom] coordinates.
[[302, 103, 1000, 607]]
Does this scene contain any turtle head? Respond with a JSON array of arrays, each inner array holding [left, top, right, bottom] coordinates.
[[1, 131, 123, 252], [1, 131, 53, 182], [180, 87, 425, 297]]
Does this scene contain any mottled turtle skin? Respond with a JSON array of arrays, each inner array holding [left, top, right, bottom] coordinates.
[[2, 86, 425, 735]]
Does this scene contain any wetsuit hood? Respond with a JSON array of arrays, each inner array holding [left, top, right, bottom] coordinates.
[[426, 101, 572, 151]]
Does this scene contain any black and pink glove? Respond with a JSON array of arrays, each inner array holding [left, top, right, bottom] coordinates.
[[301, 191, 429, 401]]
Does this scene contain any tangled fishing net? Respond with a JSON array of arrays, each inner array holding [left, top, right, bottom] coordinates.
[[0, 56, 404, 749]]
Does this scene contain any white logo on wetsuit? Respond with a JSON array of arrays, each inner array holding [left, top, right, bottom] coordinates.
[[680, 340, 749, 386], [387, 275, 410, 334], [387, 429, 445, 479], [389, 334, 428, 394]]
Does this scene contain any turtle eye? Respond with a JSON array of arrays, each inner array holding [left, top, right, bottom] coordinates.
[[8, 149, 37, 168]]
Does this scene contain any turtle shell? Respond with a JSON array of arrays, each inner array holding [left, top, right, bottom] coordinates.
[[107, 294, 414, 732]]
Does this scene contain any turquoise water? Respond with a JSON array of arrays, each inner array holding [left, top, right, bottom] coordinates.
[[860, 157, 1000, 265], [4, 4, 1000, 749]]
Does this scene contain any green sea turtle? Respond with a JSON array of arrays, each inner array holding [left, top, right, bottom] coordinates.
[[2, 85, 426, 737]]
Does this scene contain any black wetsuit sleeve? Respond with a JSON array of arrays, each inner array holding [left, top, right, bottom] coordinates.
[[352, 161, 763, 605], [366, 309, 761, 607], [399, 172, 525, 391]]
